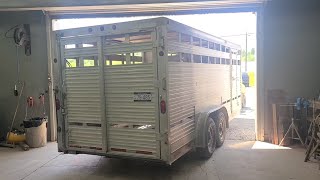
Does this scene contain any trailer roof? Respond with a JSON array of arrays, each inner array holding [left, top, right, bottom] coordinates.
[[56, 17, 241, 49], [164, 17, 241, 49]]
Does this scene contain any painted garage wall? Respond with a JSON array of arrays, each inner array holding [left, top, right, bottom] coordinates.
[[260, 0, 320, 140], [263, 0, 320, 97], [0, 11, 50, 138]]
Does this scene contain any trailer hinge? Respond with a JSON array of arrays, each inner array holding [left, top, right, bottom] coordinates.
[[156, 132, 168, 142], [154, 78, 166, 90], [61, 108, 67, 116], [161, 77, 166, 90], [56, 33, 62, 41], [154, 79, 161, 88], [159, 36, 165, 49]]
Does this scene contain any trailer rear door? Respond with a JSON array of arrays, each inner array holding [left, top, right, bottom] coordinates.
[[104, 32, 160, 159], [57, 26, 160, 159], [59, 37, 104, 153]]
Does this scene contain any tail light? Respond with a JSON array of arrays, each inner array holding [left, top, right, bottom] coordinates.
[[160, 100, 166, 114]]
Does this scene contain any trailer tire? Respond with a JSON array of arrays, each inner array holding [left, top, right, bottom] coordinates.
[[198, 117, 217, 159], [215, 111, 227, 147]]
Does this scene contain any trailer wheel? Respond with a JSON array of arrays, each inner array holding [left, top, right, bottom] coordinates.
[[198, 117, 217, 158], [215, 111, 226, 147]]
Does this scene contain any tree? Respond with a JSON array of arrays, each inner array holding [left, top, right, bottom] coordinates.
[[250, 48, 255, 55], [241, 48, 255, 62]]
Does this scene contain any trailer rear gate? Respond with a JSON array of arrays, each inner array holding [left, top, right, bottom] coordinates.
[[59, 23, 161, 159]]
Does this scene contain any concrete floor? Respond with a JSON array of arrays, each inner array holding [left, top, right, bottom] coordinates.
[[1, 140, 319, 180], [1, 88, 319, 180]]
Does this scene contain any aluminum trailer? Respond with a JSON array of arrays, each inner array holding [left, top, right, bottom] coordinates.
[[54, 17, 242, 164]]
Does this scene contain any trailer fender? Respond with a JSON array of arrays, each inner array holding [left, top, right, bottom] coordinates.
[[194, 105, 228, 148]]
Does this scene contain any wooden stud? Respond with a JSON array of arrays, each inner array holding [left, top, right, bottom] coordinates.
[[272, 103, 279, 145]]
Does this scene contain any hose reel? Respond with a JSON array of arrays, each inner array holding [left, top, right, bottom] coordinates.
[[13, 24, 31, 56], [12, 24, 31, 96]]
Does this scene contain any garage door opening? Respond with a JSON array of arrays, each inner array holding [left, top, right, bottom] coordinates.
[[52, 12, 257, 146]]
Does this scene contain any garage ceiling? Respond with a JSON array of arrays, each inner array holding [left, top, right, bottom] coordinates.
[[1, 0, 267, 17], [0, 0, 266, 8]]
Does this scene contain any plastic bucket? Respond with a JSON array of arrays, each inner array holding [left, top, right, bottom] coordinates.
[[24, 118, 47, 148]]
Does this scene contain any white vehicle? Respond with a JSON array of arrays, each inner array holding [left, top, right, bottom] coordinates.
[[55, 17, 241, 164]]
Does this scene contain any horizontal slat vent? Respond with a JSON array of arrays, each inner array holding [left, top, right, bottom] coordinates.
[[68, 125, 102, 149], [168, 62, 233, 156]]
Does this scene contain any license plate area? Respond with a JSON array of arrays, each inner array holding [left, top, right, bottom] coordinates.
[[133, 92, 152, 102]]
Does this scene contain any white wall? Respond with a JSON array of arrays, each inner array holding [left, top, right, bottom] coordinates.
[[0, 11, 49, 138]]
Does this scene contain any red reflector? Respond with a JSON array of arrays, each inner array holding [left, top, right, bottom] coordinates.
[[111, 148, 126, 152], [160, 100, 166, 114], [136, 150, 153, 155]]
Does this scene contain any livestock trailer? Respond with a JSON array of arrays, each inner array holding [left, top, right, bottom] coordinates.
[[54, 17, 242, 164]]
